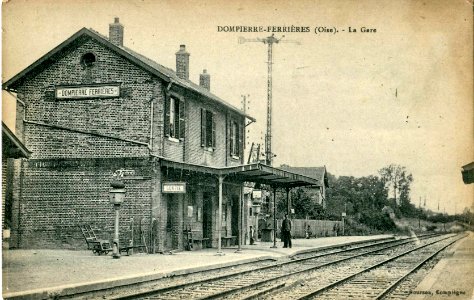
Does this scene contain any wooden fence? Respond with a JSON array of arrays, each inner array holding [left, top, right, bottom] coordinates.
[[276, 219, 343, 238]]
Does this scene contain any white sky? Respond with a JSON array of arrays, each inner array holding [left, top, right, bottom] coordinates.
[[2, 0, 473, 214]]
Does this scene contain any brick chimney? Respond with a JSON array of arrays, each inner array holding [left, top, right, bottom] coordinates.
[[199, 69, 210, 91], [176, 45, 190, 80], [109, 17, 124, 46]]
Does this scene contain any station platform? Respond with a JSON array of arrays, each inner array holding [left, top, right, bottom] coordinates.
[[2, 234, 392, 299], [406, 231, 474, 300]]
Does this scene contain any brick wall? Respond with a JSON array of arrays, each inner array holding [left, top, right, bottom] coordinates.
[[11, 157, 152, 249], [9, 33, 248, 250], [2, 158, 7, 229], [15, 38, 162, 159]]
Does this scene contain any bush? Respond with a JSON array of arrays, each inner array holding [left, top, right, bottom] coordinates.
[[360, 211, 397, 232]]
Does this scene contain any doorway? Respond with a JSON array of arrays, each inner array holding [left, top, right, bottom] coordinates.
[[202, 192, 212, 246], [231, 195, 239, 237], [165, 194, 179, 250]]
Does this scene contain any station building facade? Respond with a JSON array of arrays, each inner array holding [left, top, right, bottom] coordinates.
[[4, 18, 318, 251]]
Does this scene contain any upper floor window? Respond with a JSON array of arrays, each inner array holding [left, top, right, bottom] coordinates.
[[81, 52, 96, 67], [230, 121, 242, 157], [165, 96, 185, 140], [201, 109, 216, 148]]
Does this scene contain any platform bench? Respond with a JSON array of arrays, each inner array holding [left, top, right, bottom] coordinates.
[[119, 245, 147, 255], [189, 238, 210, 250], [222, 236, 237, 247]]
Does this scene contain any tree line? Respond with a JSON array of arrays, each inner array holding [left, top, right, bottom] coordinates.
[[274, 164, 424, 233]]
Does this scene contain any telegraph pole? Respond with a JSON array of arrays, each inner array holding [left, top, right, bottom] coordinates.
[[239, 35, 300, 166], [264, 35, 276, 166]]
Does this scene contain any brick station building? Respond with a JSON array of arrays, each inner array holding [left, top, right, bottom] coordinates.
[[3, 18, 318, 252]]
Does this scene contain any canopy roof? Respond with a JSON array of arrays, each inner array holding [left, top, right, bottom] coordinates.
[[160, 158, 318, 188]]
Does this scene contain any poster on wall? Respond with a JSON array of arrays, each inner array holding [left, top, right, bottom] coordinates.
[[197, 207, 202, 222], [187, 206, 193, 218]]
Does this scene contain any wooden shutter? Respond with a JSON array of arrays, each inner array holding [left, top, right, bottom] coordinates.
[[164, 96, 170, 137], [176, 99, 185, 140], [237, 123, 242, 157], [211, 113, 216, 148], [201, 108, 206, 147], [179, 99, 185, 140], [230, 121, 234, 156]]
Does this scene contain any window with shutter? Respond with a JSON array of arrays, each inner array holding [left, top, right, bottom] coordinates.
[[201, 109, 217, 149], [170, 97, 177, 138], [179, 99, 185, 140], [164, 96, 170, 137], [211, 113, 216, 148], [230, 121, 235, 155], [165, 96, 184, 140], [205, 111, 213, 147], [237, 123, 242, 157], [201, 108, 206, 147], [230, 120, 241, 157]]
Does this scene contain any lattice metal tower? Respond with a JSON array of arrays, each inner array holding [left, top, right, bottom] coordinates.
[[239, 34, 299, 166]]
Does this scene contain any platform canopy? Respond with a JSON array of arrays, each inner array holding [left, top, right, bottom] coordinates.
[[158, 157, 319, 252], [159, 158, 319, 188], [222, 163, 319, 188]]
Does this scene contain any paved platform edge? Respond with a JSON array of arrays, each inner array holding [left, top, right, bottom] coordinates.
[[3, 255, 276, 300], [3, 235, 395, 300]]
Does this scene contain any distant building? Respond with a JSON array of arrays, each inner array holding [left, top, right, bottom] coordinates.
[[279, 165, 329, 208], [461, 162, 474, 184]]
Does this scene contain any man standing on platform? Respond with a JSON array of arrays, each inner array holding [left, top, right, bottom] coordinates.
[[282, 214, 292, 248]]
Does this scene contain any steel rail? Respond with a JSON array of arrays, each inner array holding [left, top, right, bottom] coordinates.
[[107, 234, 438, 300], [373, 234, 467, 299], [291, 234, 465, 300], [197, 235, 442, 300], [132, 235, 443, 300]]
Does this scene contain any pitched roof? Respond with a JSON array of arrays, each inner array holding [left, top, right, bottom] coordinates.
[[2, 122, 31, 159], [3, 28, 255, 122], [278, 165, 329, 188], [159, 157, 319, 188]]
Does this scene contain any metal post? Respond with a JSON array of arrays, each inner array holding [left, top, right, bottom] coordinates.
[[342, 203, 346, 236], [217, 175, 224, 255], [112, 204, 121, 259], [286, 187, 290, 216], [271, 187, 277, 248], [265, 40, 273, 166], [342, 217, 345, 236], [109, 178, 125, 259]]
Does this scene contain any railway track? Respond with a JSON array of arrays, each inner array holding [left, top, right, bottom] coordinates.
[[98, 233, 450, 300], [259, 233, 465, 300]]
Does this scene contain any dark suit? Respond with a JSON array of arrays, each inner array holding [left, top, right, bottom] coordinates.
[[282, 218, 292, 248]]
